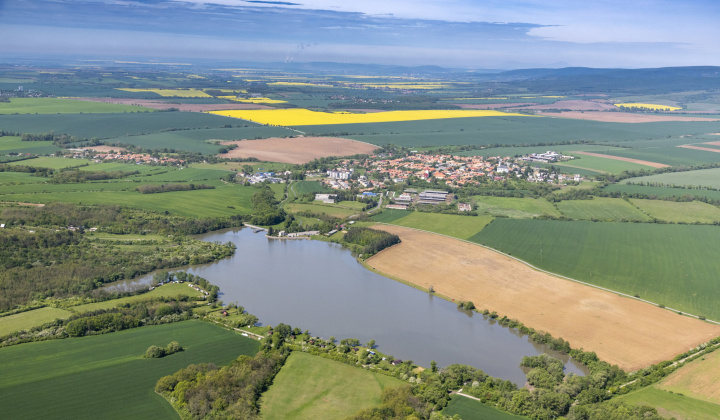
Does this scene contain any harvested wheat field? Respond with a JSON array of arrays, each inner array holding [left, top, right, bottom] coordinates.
[[366, 225, 720, 371], [547, 111, 720, 123], [571, 151, 669, 168], [218, 137, 378, 164]]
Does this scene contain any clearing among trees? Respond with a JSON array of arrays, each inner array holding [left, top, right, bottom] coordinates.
[[366, 225, 720, 372], [218, 136, 378, 164]]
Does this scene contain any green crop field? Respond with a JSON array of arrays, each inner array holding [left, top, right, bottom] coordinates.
[[0, 321, 260, 420], [555, 197, 652, 221], [8, 156, 99, 169], [442, 395, 527, 420], [621, 167, 720, 189], [70, 283, 204, 313], [630, 199, 720, 224], [371, 209, 412, 224], [600, 146, 720, 166], [471, 219, 720, 319], [618, 387, 720, 420], [284, 202, 361, 218], [373, 211, 493, 239], [455, 143, 630, 158], [259, 352, 404, 420], [560, 153, 659, 173], [0, 112, 237, 140], [0, 307, 73, 336], [0, 98, 154, 115], [0, 136, 60, 155], [471, 196, 561, 218], [604, 184, 720, 201]]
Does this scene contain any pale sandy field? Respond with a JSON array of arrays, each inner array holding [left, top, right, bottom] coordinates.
[[218, 136, 378, 164]]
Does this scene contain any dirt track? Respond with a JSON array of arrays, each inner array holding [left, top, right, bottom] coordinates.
[[366, 225, 720, 372], [678, 145, 720, 153], [218, 137, 378, 164], [570, 151, 669, 168]]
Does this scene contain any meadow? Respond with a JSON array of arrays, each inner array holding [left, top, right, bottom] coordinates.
[[621, 167, 720, 189], [442, 395, 527, 420], [209, 109, 529, 126], [655, 347, 720, 405], [630, 199, 720, 224], [259, 352, 404, 419], [0, 135, 60, 155], [284, 202, 361, 218], [555, 197, 652, 221], [8, 156, 99, 169], [0, 98, 153, 114], [69, 283, 204, 313], [290, 180, 330, 196], [471, 196, 562, 218], [471, 219, 720, 320], [0, 321, 260, 420], [618, 387, 720, 420], [372, 211, 493, 240], [0, 307, 73, 336]]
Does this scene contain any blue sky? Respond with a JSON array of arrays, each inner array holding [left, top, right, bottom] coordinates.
[[0, 0, 718, 69]]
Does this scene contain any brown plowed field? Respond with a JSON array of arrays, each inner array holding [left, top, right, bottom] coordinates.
[[571, 151, 669, 168], [679, 145, 720, 153], [218, 136, 378, 164], [546, 111, 720, 123], [366, 225, 720, 371], [69, 98, 271, 111]]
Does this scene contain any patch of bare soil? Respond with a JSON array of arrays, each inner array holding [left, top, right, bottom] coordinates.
[[678, 145, 720, 153], [218, 137, 378, 164], [570, 151, 669, 168], [544, 111, 720, 123], [366, 226, 720, 372], [68, 98, 272, 111]]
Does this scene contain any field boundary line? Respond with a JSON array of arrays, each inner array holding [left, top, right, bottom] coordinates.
[[372, 222, 720, 326]]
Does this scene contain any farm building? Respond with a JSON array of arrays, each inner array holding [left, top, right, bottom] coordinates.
[[418, 190, 450, 205], [458, 203, 472, 212], [315, 193, 337, 203]]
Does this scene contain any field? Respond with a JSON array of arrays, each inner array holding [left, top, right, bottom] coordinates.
[[618, 387, 720, 419], [0, 321, 260, 419], [471, 196, 562, 218], [259, 351, 404, 419], [117, 88, 211, 97], [209, 109, 530, 126], [8, 156, 98, 169], [365, 225, 720, 371], [0, 307, 73, 336], [290, 180, 330, 196], [621, 167, 720, 189], [604, 184, 720, 201], [615, 103, 682, 111], [373, 211, 493, 240], [472, 219, 720, 320], [567, 151, 669, 170], [442, 395, 527, 420], [555, 197, 651, 221], [74, 98, 271, 111], [70, 283, 204, 313], [630, 199, 720, 224], [553, 111, 718, 123], [284, 202, 361, 218], [656, 348, 720, 405], [0, 98, 153, 114], [219, 136, 378, 164], [0, 135, 60, 155]]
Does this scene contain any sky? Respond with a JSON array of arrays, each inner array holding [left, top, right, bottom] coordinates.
[[0, 0, 718, 69]]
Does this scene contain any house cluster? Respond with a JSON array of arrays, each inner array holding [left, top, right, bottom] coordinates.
[[519, 151, 573, 163], [365, 153, 523, 186], [243, 171, 284, 184], [89, 152, 184, 165]]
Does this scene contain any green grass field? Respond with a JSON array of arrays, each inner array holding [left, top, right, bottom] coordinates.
[[562, 153, 659, 173], [371, 209, 412, 223], [70, 283, 203, 313], [456, 144, 630, 158], [471, 219, 720, 319], [259, 352, 404, 420], [8, 156, 98, 169], [555, 197, 652, 221], [604, 184, 720, 201], [618, 387, 720, 420], [621, 168, 720, 189], [291, 180, 330, 196], [442, 395, 527, 420], [284, 202, 361, 218], [471, 196, 561, 218], [651, 346, 720, 407], [630, 199, 720, 224], [373, 211, 493, 240], [0, 321, 260, 420], [0, 98, 154, 115], [0, 307, 73, 336], [0, 136, 60, 155]]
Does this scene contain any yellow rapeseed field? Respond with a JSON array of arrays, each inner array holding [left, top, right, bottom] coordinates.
[[615, 103, 681, 111], [219, 96, 288, 104], [117, 88, 211, 98], [208, 109, 529, 126]]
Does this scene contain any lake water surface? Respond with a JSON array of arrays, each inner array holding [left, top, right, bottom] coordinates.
[[126, 227, 587, 384]]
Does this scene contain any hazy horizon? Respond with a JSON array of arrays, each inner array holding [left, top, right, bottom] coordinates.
[[0, 0, 718, 70]]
